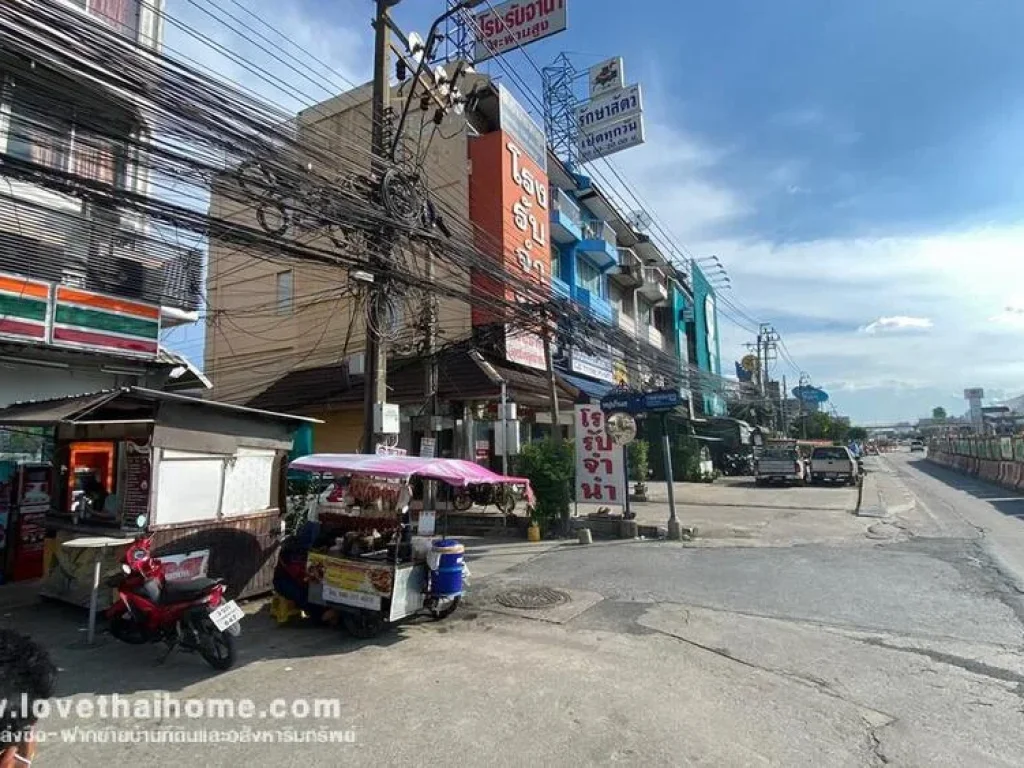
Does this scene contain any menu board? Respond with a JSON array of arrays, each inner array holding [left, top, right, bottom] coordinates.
[[120, 438, 151, 529]]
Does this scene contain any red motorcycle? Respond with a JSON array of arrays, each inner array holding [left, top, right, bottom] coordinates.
[[105, 525, 242, 670]]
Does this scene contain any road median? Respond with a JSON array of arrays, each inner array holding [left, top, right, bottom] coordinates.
[[858, 458, 916, 518]]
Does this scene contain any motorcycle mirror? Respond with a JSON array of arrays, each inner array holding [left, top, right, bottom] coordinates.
[[121, 563, 131, 575], [135, 514, 147, 529]]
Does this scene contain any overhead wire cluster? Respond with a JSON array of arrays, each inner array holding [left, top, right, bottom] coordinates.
[[1, 0, 744, 407]]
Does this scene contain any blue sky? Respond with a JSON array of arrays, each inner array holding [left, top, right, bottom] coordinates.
[[164, 0, 1024, 422]]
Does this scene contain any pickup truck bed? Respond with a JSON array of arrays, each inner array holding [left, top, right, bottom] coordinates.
[[755, 453, 805, 486]]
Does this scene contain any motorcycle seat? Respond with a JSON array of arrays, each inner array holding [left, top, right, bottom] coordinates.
[[161, 576, 224, 603]]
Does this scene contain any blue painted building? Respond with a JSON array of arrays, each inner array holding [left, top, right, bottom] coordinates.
[[688, 263, 725, 416], [546, 152, 693, 406]]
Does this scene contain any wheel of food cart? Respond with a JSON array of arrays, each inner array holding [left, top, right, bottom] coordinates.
[[495, 485, 517, 514], [429, 595, 461, 620], [342, 608, 387, 639]]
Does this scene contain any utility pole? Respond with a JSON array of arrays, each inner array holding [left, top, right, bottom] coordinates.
[[543, 309, 560, 438], [361, 0, 396, 454], [781, 374, 789, 436]]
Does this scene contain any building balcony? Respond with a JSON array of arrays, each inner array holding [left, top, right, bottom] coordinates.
[[574, 286, 615, 325], [615, 308, 637, 337], [644, 325, 665, 350], [638, 266, 669, 305], [551, 274, 571, 300], [579, 220, 618, 269], [0, 193, 203, 316], [550, 188, 582, 244], [609, 247, 643, 288]]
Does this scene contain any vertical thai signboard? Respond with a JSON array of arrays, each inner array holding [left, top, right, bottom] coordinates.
[[468, 125, 551, 371], [574, 404, 624, 506], [577, 56, 646, 163]]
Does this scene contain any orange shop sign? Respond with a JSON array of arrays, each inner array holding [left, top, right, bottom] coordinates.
[[469, 130, 551, 370]]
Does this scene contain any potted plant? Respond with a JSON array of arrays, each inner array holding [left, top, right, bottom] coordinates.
[[515, 438, 574, 539]]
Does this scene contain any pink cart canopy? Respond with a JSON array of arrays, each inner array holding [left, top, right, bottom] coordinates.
[[289, 453, 534, 503]]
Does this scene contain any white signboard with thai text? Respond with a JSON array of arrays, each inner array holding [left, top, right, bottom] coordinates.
[[499, 85, 547, 173], [579, 115, 646, 163], [574, 404, 625, 506], [506, 327, 546, 370], [474, 0, 568, 62], [570, 346, 615, 383], [576, 84, 642, 134]]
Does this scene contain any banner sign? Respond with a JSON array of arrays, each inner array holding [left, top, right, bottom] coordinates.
[[570, 345, 615, 383], [498, 85, 548, 173], [574, 404, 624, 505], [579, 115, 646, 163], [589, 57, 624, 97], [506, 327, 546, 370], [474, 0, 568, 62], [576, 83, 642, 134]]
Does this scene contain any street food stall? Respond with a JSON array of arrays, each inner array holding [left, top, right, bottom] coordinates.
[[275, 454, 534, 637], [0, 387, 318, 606]]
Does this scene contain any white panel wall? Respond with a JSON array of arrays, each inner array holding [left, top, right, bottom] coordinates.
[[221, 447, 275, 515]]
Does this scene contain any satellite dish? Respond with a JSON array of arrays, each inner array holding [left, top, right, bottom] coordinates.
[[407, 32, 425, 63], [433, 65, 450, 98]]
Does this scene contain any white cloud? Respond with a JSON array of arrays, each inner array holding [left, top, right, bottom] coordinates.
[[860, 316, 933, 334]]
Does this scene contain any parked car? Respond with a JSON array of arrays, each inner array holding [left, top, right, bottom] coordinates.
[[754, 446, 807, 486], [810, 446, 860, 485], [910, 440, 925, 452]]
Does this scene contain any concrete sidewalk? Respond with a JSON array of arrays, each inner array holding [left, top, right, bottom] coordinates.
[[576, 477, 869, 547]]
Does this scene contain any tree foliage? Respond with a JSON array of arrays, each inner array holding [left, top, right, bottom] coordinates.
[[932, 406, 947, 420]]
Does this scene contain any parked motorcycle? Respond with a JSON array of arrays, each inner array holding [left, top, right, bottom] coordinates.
[[105, 516, 242, 670], [720, 453, 755, 476], [450, 482, 523, 513]]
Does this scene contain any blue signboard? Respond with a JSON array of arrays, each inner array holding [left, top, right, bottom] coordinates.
[[600, 388, 684, 414]]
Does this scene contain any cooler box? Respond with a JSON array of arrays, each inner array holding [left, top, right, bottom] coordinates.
[[429, 539, 464, 597]]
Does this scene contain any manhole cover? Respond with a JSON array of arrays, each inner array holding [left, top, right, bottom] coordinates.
[[495, 586, 571, 610]]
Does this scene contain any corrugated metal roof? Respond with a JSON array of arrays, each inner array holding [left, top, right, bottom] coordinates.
[[247, 348, 574, 414], [0, 387, 318, 426], [0, 390, 121, 425]]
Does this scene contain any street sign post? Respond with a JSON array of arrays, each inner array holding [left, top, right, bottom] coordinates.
[[599, 388, 686, 537]]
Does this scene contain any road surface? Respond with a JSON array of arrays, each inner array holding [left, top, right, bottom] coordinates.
[[10, 455, 1024, 767]]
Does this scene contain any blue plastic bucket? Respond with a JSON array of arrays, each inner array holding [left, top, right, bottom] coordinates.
[[431, 539, 465, 596]]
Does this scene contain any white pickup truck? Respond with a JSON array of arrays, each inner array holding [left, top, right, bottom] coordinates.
[[810, 446, 860, 485], [754, 446, 807, 486]]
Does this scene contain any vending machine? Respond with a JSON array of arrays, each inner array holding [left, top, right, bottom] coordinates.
[[0, 461, 13, 585], [7, 463, 51, 582]]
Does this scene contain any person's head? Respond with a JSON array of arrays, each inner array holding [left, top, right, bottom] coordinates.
[[0, 630, 57, 767]]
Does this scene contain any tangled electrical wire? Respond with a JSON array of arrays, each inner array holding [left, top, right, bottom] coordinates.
[[0, 0, 745, 408]]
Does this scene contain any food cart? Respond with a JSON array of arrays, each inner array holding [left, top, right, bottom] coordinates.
[[277, 454, 534, 638], [0, 387, 317, 606]]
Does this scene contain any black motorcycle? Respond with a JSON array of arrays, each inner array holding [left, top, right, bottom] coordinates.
[[721, 453, 755, 476]]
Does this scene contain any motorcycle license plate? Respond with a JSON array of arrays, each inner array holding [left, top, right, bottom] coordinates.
[[209, 600, 244, 632]]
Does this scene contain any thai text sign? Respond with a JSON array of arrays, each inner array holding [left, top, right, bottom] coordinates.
[[576, 84, 642, 133], [498, 85, 547, 173], [579, 115, 646, 163], [469, 130, 551, 370], [474, 0, 567, 62], [574, 404, 624, 506], [307, 552, 394, 597]]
